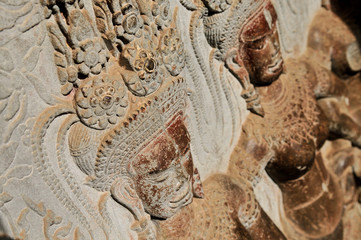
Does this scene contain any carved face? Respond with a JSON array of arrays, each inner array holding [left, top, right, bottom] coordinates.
[[130, 115, 195, 219], [238, 2, 283, 85]]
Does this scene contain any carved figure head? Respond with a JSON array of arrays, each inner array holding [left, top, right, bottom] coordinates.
[[89, 78, 203, 221], [203, 0, 282, 85], [238, 0, 283, 85], [203, 0, 283, 115], [131, 112, 195, 218]]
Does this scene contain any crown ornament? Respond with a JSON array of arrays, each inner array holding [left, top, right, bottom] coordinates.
[[42, 0, 187, 129]]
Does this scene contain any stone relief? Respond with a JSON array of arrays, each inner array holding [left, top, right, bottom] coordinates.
[[0, 0, 361, 239]]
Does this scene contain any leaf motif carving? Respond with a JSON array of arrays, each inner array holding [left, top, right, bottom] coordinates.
[[22, 46, 42, 72], [0, 100, 7, 114], [0, 0, 28, 6], [19, 5, 43, 33], [0, 82, 11, 100], [22, 195, 46, 217], [17, 208, 30, 233], [0, 192, 13, 207], [4, 89, 20, 121], [53, 221, 72, 239], [0, 48, 14, 72], [6, 164, 33, 181], [47, 22, 68, 56], [25, 72, 56, 105], [0, 2, 32, 31], [0, 141, 19, 175], [93, 0, 115, 41], [178, 0, 197, 11]]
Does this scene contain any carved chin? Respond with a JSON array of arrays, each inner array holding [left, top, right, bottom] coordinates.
[[144, 182, 193, 219], [169, 181, 193, 210]]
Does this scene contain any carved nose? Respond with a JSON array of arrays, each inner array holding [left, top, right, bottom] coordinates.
[[273, 38, 279, 49], [271, 42, 280, 58], [175, 158, 187, 179], [272, 49, 279, 58], [271, 35, 280, 53]]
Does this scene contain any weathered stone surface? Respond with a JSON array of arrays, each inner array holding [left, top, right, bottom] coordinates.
[[0, 0, 360, 239]]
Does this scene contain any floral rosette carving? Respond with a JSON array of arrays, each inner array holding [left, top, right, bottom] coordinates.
[[73, 38, 109, 76], [113, 1, 144, 42], [202, 0, 232, 13], [160, 28, 185, 76], [152, 0, 171, 30], [75, 74, 128, 130], [46, 4, 112, 96], [93, 0, 144, 43], [122, 38, 164, 96]]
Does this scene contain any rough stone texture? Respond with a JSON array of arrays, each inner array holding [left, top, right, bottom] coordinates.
[[0, 0, 360, 239]]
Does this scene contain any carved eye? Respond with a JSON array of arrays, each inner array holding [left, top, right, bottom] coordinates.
[[247, 37, 266, 50]]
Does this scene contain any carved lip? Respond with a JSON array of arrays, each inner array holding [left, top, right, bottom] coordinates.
[[169, 182, 193, 209], [268, 54, 283, 73]]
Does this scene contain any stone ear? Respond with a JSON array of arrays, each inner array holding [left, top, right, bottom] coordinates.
[[225, 48, 242, 68], [225, 48, 265, 117], [225, 48, 250, 89], [111, 177, 158, 238], [110, 177, 146, 221]]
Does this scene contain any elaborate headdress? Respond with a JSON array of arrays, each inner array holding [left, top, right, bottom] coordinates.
[[42, 0, 187, 129], [91, 77, 188, 191], [201, 0, 276, 116], [202, 0, 265, 58]]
